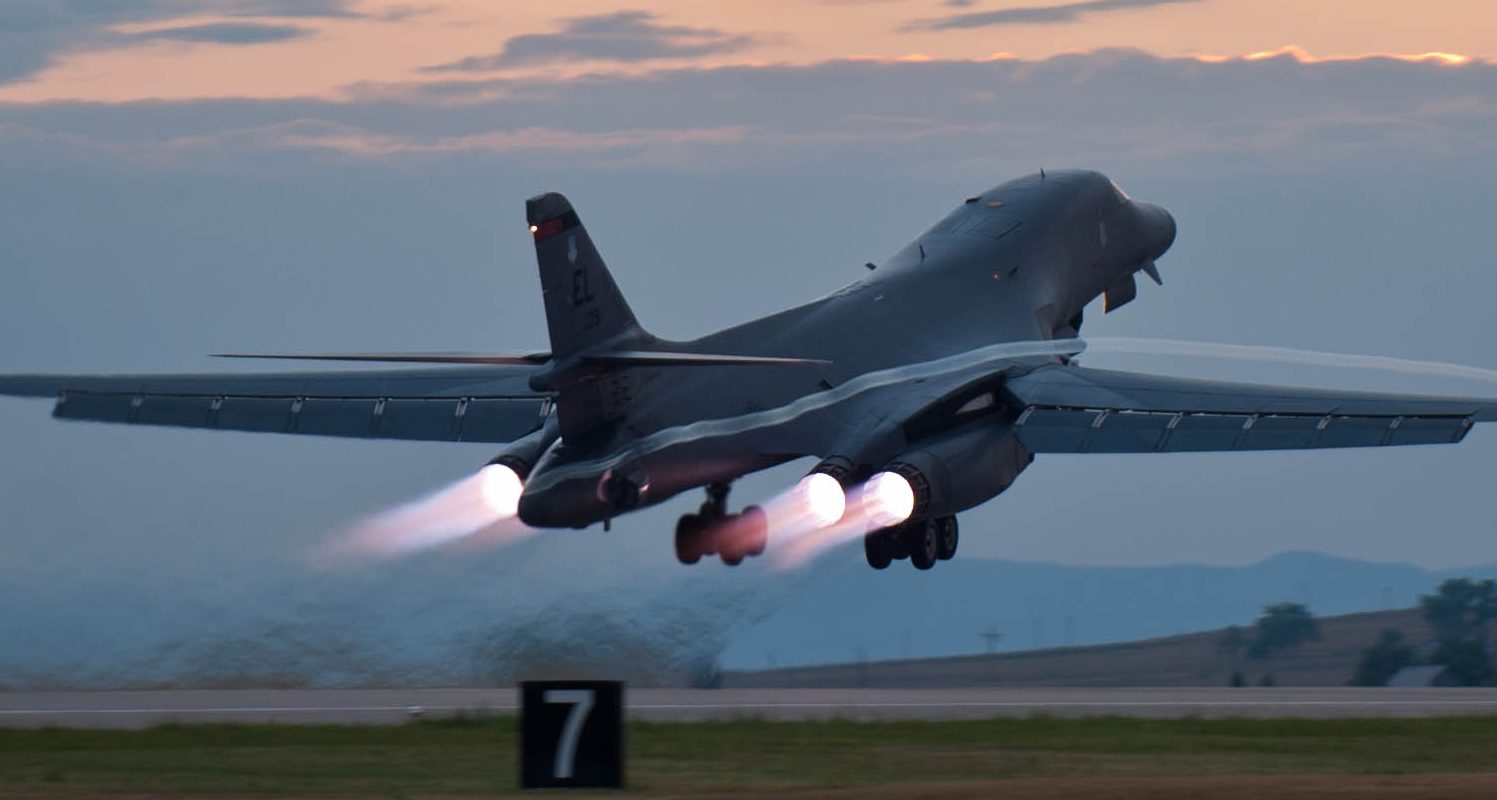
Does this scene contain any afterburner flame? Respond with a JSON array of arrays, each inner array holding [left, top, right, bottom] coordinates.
[[864, 471, 915, 528], [795, 473, 847, 528], [770, 481, 876, 571], [316, 468, 534, 565], [478, 463, 524, 516]]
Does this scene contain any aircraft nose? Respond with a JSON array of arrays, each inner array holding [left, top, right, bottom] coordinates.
[[1138, 202, 1176, 258]]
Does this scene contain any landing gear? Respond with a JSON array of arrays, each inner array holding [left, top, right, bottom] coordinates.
[[864, 515, 958, 571], [936, 516, 959, 561], [908, 519, 938, 570], [864, 528, 893, 569], [674, 484, 768, 566], [675, 514, 705, 565]]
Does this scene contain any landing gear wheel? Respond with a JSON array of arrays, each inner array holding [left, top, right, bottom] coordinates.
[[908, 520, 938, 570], [936, 516, 959, 561], [740, 505, 768, 557], [864, 529, 893, 570], [721, 552, 744, 567], [890, 527, 911, 561], [675, 514, 704, 565]]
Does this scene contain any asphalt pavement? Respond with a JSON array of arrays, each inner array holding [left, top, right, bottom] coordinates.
[[5, 687, 1497, 728]]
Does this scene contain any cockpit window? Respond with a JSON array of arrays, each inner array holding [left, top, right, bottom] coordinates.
[[1109, 179, 1131, 201]]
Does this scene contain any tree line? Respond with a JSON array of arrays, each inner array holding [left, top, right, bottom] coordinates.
[[1352, 577, 1497, 687], [1211, 579, 1497, 687]]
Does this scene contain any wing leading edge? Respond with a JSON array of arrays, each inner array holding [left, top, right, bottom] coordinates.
[[0, 366, 552, 444], [1006, 364, 1497, 454]]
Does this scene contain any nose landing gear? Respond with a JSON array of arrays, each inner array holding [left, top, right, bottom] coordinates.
[[675, 483, 769, 566], [863, 515, 958, 571]]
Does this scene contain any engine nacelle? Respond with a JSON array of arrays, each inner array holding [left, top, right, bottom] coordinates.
[[479, 419, 561, 518], [870, 419, 1032, 522], [483, 417, 560, 480]]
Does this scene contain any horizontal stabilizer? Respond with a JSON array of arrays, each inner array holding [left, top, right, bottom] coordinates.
[[581, 351, 830, 367], [213, 352, 552, 365], [211, 350, 825, 368]]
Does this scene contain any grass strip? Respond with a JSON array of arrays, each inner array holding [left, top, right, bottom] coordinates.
[[4, 715, 1497, 795]]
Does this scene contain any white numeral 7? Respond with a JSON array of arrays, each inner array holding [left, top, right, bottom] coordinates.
[[543, 689, 595, 779]]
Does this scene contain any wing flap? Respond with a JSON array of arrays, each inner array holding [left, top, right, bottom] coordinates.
[[1009, 364, 1489, 454], [51, 391, 548, 443], [1008, 364, 1497, 420], [7, 364, 552, 444], [0, 365, 540, 400], [1015, 406, 1472, 454]]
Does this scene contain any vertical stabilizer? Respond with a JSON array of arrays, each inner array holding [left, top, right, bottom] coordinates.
[[527, 193, 641, 360]]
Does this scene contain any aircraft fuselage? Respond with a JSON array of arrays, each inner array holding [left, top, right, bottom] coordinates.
[[517, 170, 1176, 528]]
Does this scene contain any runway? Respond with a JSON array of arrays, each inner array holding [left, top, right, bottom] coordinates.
[[6, 687, 1497, 728]]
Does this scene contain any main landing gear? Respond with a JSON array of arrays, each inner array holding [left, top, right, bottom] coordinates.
[[675, 483, 769, 566], [864, 516, 958, 571]]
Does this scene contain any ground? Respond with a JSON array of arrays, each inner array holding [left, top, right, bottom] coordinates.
[[727, 608, 1434, 689], [5, 716, 1497, 797]]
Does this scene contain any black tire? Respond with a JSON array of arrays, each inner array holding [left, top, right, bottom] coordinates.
[[674, 514, 703, 565], [721, 551, 743, 566], [890, 527, 911, 560], [740, 505, 769, 557], [908, 520, 938, 570], [864, 530, 893, 570], [936, 516, 959, 561]]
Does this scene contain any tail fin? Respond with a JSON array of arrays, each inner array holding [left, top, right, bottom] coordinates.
[[527, 192, 643, 359], [525, 193, 827, 442]]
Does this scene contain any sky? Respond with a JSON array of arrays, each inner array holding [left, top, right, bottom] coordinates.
[[0, 0, 1489, 102], [3, 0, 1497, 681]]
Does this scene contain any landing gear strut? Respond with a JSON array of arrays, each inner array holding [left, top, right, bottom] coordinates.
[[864, 515, 958, 571], [675, 483, 769, 566]]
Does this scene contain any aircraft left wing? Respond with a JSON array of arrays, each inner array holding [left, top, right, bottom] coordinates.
[[1006, 364, 1497, 454], [0, 366, 551, 444]]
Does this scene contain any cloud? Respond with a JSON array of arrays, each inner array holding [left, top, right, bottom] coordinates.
[[4, 49, 1495, 180], [425, 10, 758, 71], [210, 0, 359, 17], [131, 22, 309, 45], [0, 0, 355, 34], [907, 0, 1202, 30], [0, 0, 356, 83]]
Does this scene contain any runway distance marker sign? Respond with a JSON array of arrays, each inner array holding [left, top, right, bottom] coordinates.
[[520, 680, 624, 789]]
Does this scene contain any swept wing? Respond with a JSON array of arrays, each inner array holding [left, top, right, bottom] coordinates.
[[1006, 364, 1497, 454], [0, 366, 550, 444]]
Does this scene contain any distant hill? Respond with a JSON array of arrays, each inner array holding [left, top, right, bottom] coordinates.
[[720, 551, 1497, 670], [725, 607, 1431, 688]]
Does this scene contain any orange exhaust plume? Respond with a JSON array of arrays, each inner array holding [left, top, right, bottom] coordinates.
[[315, 469, 534, 566]]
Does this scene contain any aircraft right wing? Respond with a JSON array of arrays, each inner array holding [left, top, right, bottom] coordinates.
[[1005, 364, 1497, 454], [0, 365, 552, 444]]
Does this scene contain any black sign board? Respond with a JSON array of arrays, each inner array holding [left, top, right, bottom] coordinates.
[[520, 680, 624, 789]]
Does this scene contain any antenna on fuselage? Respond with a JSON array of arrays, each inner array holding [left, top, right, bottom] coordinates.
[[1040, 167, 1046, 180]]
